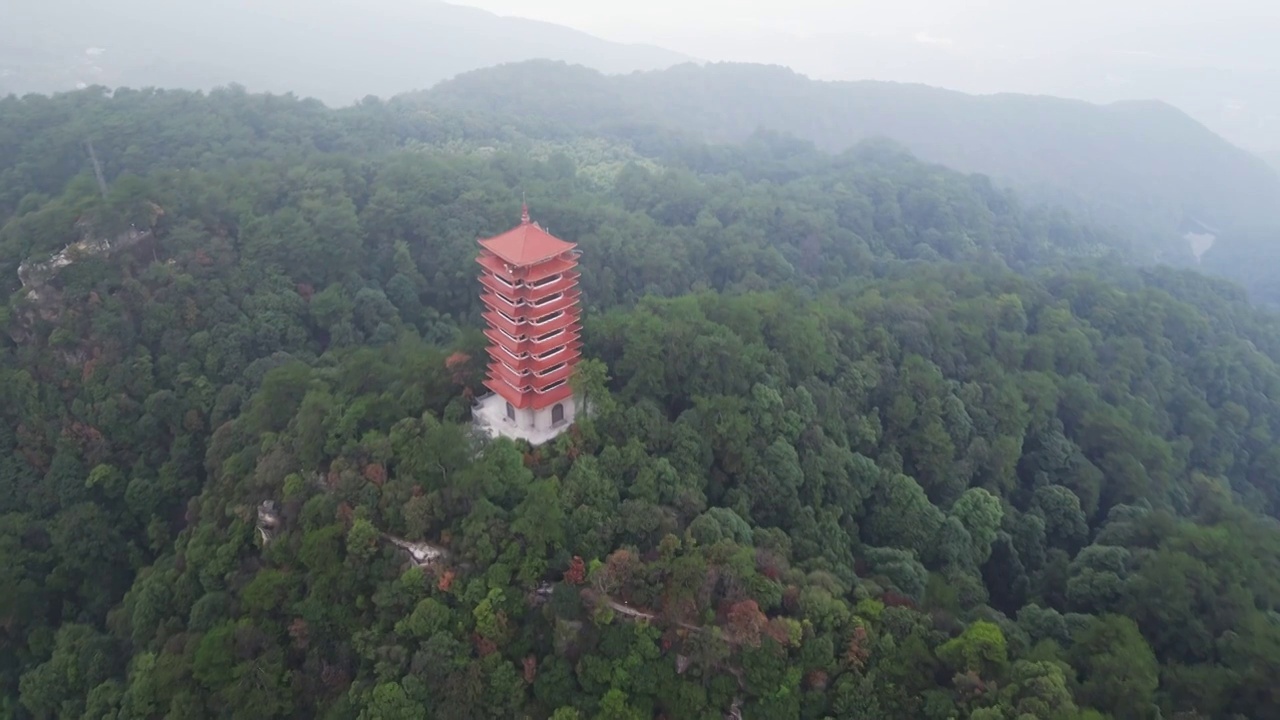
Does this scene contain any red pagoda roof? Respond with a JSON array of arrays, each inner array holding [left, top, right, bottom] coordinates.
[[478, 204, 576, 267]]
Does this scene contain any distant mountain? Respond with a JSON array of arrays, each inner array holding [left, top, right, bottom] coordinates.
[[0, 0, 691, 105], [711, 20, 1280, 155], [423, 61, 1280, 262]]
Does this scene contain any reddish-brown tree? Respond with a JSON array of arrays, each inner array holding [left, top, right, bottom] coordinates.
[[846, 625, 871, 671], [725, 599, 767, 647], [564, 556, 587, 585]]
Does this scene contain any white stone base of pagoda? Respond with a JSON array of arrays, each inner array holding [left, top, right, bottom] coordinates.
[[472, 392, 579, 446]]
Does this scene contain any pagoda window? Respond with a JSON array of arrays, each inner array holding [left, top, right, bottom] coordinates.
[[535, 328, 565, 342], [531, 310, 563, 326], [490, 273, 516, 288], [552, 403, 565, 424], [506, 402, 516, 421], [499, 328, 526, 343], [499, 357, 530, 376], [491, 291, 520, 308], [530, 273, 561, 288], [536, 362, 567, 378], [498, 309, 522, 325], [534, 346, 565, 361], [540, 379, 568, 392], [499, 345, 526, 362], [531, 292, 564, 308]]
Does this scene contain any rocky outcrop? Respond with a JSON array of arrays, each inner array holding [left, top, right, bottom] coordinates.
[[256, 500, 281, 546], [383, 534, 450, 568], [18, 225, 151, 297], [9, 207, 162, 343]]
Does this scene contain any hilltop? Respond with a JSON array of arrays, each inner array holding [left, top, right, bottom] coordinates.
[[4, 79, 1280, 720]]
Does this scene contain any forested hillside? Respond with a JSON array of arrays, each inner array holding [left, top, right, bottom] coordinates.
[[3, 87, 1280, 719], [422, 61, 1280, 265], [1202, 226, 1280, 308]]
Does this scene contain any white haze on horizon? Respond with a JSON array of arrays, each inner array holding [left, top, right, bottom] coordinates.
[[459, 0, 1280, 153]]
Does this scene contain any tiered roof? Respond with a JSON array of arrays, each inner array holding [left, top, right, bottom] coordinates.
[[477, 204, 577, 267]]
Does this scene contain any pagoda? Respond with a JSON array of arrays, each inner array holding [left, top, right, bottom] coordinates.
[[471, 203, 583, 444]]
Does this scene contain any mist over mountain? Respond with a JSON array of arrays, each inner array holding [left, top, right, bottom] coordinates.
[[812, 42, 1277, 158], [422, 60, 1280, 265], [7, 0, 1275, 158], [678, 18, 1280, 156], [0, 0, 690, 104], [458, 0, 1279, 155]]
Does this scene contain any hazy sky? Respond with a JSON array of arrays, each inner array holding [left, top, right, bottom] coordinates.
[[457, 0, 1276, 65]]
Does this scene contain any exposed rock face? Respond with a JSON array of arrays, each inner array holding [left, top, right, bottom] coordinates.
[[18, 225, 151, 295], [384, 534, 450, 568], [256, 500, 281, 546], [9, 207, 161, 343]]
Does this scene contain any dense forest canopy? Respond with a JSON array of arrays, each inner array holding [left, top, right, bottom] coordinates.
[[3, 86, 1280, 720]]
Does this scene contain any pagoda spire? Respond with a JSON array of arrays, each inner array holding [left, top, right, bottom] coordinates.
[[521, 193, 530, 225]]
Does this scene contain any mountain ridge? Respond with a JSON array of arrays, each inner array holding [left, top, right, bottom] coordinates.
[[422, 60, 1280, 263]]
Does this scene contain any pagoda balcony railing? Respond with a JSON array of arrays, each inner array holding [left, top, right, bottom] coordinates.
[[484, 328, 581, 359], [527, 293, 581, 322], [482, 376, 575, 411], [494, 343, 527, 364], [488, 348, 586, 381], [481, 307, 527, 333], [481, 289, 565, 311], [481, 290, 522, 312], [484, 324, 578, 350], [482, 310, 524, 336], [480, 289, 579, 318], [488, 336, 581, 364], [491, 343, 582, 370], [488, 356, 576, 383], [525, 271, 580, 295], [486, 271, 517, 289], [528, 309, 565, 327], [478, 273, 516, 297], [487, 362, 576, 395], [528, 291, 565, 309], [529, 272, 564, 289], [533, 377, 571, 395], [518, 255, 579, 283], [480, 270, 579, 297], [533, 324, 574, 343], [480, 273, 580, 305], [477, 254, 579, 284], [481, 307, 537, 333], [492, 325, 526, 345], [532, 344, 570, 362], [483, 310, 578, 338]]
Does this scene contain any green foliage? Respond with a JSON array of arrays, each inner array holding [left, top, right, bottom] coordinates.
[[937, 620, 1009, 677], [3, 84, 1280, 720], [424, 61, 1280, 270]]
